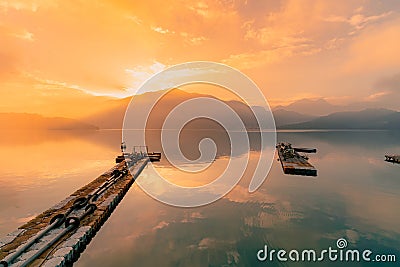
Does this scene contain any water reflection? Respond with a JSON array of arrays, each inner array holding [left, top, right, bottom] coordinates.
[[0, 130, 399, 266], [0, 130, 120, 235], [78, 130, 399, 267]]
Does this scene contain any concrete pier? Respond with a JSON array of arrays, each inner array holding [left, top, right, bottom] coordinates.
[[0, 155, 149, 267]]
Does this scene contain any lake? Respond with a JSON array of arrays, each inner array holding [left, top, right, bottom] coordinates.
[[0, 130, 399, 266]]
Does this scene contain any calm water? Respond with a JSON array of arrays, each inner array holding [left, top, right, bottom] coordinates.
[[0, 130, 399, 266]]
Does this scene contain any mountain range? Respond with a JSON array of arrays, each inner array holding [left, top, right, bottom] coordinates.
[[274, 98, 341, 116], [281, 108, 400, 129], [1, 89, 399, 130]]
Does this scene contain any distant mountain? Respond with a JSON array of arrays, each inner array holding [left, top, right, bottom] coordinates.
[[0, 113, 98, 130], [274, 97, 400, 117], [272, 109, 316, 127], [82, 89, 207, 129], [83, 89, 258, 130], [83, 89, 316, 130], [281, 108, 400, 129], [6, 95, 394, 131], [274, 98, 341, 116], [82, 97, 130, 129], [79, 90, 400, 130]]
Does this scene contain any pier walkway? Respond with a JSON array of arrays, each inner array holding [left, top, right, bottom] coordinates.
[[0, 153, 149, 267]]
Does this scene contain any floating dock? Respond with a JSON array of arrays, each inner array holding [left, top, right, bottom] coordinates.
[[385, 155, 400, 164], [0, 151, 153, 267], [293, 147, 317, 153], [116, 145, 161, 163], [277, 143, 317, 176]]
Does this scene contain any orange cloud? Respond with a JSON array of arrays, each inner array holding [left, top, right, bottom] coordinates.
[[343, 17, 400, 73], [0, 0, 399, 116]]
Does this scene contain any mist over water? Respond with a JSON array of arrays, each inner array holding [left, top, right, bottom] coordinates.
[[0, 130, 399, 266]]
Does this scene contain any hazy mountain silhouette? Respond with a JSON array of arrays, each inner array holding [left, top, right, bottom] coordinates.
[[82, 89, 206, 129], [271, 109, 316, 127], [7, 90, 397, 131], [83, 90, 399, 130], [280, 108, 400, 129], [274, 98, 341, 116], [82, 89, 314, 130], [274, 96, 400, 117], [0, 113, 98, 130], [83, 89, 263, 130]]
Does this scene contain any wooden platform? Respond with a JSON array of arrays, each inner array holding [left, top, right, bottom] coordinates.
[[116, 151, 161, 163], [385, 155, 400, 164], [277, 143, 317, 177]]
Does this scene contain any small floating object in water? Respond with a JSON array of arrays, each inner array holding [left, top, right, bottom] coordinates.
[[276, 142, 317, 176], [385, 155, 400, 164], [147, 152, 162, 162], [293, 147, 317, 153], [116, 143, 161, 163]]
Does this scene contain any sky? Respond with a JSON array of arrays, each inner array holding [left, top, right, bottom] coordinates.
[[1, 0, 400, 117]]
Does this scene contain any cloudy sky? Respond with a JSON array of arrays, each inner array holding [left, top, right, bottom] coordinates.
[[1, 0, 400, 116]]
